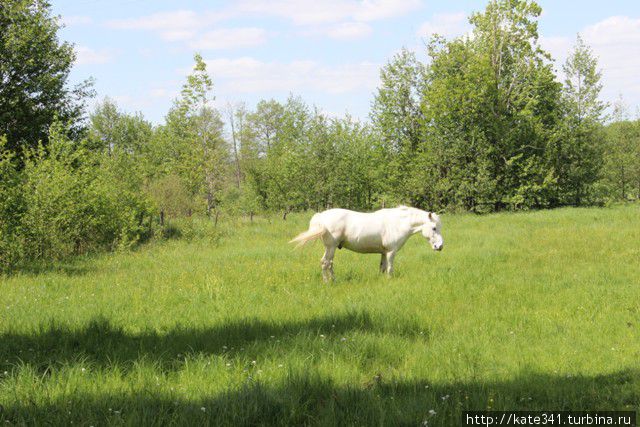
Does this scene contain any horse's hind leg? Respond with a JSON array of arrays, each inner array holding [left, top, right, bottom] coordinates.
[[321, 245, 336, 282], [379, 254, 387, 273]]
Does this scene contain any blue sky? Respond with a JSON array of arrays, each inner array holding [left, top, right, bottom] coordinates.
[[53, 0, 640, 124]]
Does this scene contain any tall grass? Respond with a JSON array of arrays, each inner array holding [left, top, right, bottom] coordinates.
[[1, 206, 639, 425]]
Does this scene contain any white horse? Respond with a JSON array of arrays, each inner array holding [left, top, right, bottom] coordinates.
[[290, 206, 443, 281]]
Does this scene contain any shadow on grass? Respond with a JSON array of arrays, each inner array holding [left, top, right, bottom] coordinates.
[[2, 314, 637, 425], [0, 311, 428, 371], [3, 258, 95, 278], [1, 369, 637, 426]]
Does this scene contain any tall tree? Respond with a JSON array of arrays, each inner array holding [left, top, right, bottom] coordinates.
[[161, 54, 228, 216], [418, 0, 562, 211], [247, 99, 285, 156], [548, 34, 606, 205], [0, 0, 93, 155], [226, 102, 247, 189], [371, 48, 425, 204], [88, 98, 152, 156], [603, 99, 640, 201]]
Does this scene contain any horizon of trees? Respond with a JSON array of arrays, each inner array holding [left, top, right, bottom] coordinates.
[[2, 0, 639, 271]]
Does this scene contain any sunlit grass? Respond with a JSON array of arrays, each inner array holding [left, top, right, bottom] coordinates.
[[1, 205, 639, 425]]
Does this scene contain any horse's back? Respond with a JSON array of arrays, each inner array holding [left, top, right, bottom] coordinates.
[[312, 208, 387, 253]]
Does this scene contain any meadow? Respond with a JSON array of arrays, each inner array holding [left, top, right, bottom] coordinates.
[[1, 205, 639, 426]]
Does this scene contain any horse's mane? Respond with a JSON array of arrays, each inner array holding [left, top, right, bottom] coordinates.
[[394, 205, 439, 224]]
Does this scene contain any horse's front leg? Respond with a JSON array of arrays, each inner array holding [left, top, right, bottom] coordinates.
[[321, 245, 336, 282], [385, 251, 396, 276], [379, 253, 387, 273]]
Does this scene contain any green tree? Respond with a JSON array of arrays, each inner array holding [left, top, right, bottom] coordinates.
[[160, 54, 229, 217], [549, 34, 606, 205], [0, 0, 93, 155], [603, 100, 640, 201], [418, 0, 562, 211], [88, 98, 153, 155], [371, 48, 425, 204]]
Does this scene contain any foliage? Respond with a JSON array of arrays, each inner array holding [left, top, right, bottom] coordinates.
[[0, 0, 93, 156], [153, 54, 229, 217], [0, 123, 155, 272], [371, 48, 426, 202], [602, 104, 640, 202], [88, 98, 153, 155], [367, 0, 612, 212], [422, 0, 563, 211], [1, 0, 636, 272], [547, 35, 606, 205]]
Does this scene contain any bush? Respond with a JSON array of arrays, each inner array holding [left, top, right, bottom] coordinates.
[[147, 174, 195, 220], [159, 217, 224, 243], [0, 125, 156, 272], [0, 137, 26, 271]]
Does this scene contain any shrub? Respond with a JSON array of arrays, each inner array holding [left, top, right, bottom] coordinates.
[[0, 124, 156, 272]]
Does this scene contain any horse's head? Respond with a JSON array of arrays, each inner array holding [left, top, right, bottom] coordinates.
[[421, 212, 444, 251]]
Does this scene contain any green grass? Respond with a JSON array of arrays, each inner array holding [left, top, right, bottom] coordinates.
[[1, 205, 639, 426]]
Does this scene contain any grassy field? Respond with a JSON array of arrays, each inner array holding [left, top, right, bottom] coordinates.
[[1, 205, 639, 426]]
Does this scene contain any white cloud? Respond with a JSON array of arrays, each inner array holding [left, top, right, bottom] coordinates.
[[189, 28, 268, 50], [416, 12, 469, 39], [75, 46, 115, 65], [107, 10, 204, 31], [106, 10, 231, 44], [541, 16, 640, 109], [234, 0, 421, 25], [105, 1, 421, 43], [107, 11, 267, 49], [353, 0, 422, 22], [62, 15, 92, 26], [203, 57, 379, 94], [325, 22, 373, 40], [161, 30, 197, 42]]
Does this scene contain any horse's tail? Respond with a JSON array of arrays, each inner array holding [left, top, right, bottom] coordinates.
[[289, 224, 326, 249]]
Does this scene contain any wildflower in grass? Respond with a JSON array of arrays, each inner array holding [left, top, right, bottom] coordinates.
[[341, 337, 346, 342], [441, 394, 449, 400], [429, 409, 436, 416], [278, 364, 283, 368], [251, 360, 257, 365], [320, 334, 325, 338], [200, 407, 206, 412]]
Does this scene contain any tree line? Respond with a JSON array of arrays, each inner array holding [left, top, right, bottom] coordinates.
[[1, 0, 639, 271]]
